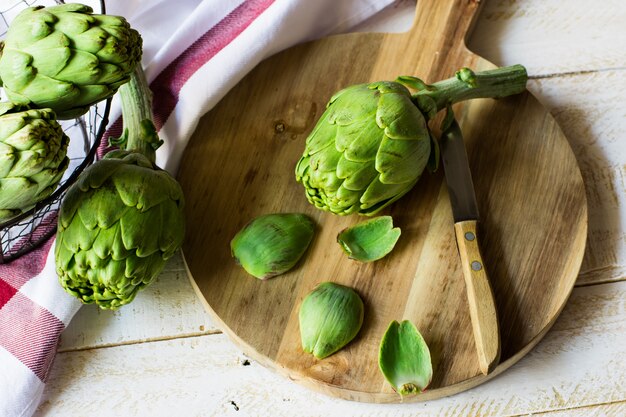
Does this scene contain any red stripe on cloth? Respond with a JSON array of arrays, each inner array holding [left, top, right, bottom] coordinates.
[[0, 278, 17, 309], [150, 0, 275, 130], [0, 237, 54, 291], [0, 292, 64, 381], [99, 0, 274, 158]]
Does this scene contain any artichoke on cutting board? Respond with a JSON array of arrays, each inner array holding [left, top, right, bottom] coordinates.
[[296, 65, 528, 215]]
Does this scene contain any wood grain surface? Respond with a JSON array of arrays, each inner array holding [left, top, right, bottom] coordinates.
[[177, 0, 587, 402]]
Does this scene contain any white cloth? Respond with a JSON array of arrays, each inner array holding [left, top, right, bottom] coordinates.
[[0, 1, 394, 416]]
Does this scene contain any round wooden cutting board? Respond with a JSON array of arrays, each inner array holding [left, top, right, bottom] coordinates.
[[177, 0, 587, 403]]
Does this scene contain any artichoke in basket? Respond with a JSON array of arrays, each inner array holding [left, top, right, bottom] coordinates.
[[0, 3, 142, 119], [0, 103, 69, 221], [55, 66, 185, 309], [295, 65, 528, 215]]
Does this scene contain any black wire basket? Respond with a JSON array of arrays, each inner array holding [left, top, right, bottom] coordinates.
[[0, 0, 110, 263]]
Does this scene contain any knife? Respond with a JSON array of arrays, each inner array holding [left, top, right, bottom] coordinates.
[[440, 118, 501, 375]]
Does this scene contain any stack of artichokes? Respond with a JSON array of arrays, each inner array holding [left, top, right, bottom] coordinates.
[[0, 4, 141, 222], [0, 4, 183, 309]]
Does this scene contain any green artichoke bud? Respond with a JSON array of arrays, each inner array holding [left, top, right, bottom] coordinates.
[[55, 66, 184, 309], [296, 65, 528, 215], [55, 150, 185, 309], [0, 4, 142, 119], [299, 282, 364, 359], [0, 103, 69, 221], [379, 320, 433, 397], [337, 215, 401, 262], [231, 213, 315, 279]]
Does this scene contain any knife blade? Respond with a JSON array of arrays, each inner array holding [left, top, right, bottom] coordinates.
[[440, 118, 501, 375]]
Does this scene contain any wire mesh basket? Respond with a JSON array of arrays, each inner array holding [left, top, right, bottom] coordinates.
[[0, 0, 110, 263]]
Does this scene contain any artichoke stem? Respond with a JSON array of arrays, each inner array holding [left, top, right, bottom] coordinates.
[[414, 64, 528, 113], [117, 65, 161, 164]]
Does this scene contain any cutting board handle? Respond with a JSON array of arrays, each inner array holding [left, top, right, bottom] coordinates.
[[410, 0, 484, 47]]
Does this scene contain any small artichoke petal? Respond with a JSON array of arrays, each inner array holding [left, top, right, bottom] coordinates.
[[158, 199, 185, 257], [230, 213, 315, 279], [299, 282, 364, 359], [379, 320, 433, 396], [111, 163, 169, 211], [304, 116, 336, 155], [337, 216, 401, 262], [91, 222, 130, 260]]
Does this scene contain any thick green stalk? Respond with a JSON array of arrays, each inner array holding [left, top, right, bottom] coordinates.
[[116, 65, 161, 164], [413, 64, 528, 113]]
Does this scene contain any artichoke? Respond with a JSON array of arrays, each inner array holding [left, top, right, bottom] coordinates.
[[337, 215, 400, 262], [296, 65, 528, 215], [55, 66, 184, 309], [299, 282, 364, 359], [0, 103, 69, 221], [0, 4, 142, 119], [379, 320, 433, 396], [231, 213, 315, 280]]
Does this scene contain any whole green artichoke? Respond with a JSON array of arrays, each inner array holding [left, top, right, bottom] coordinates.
[[296, 81, 431, 215], [0, 4, 142, 119], [55, 67, 184, 309], [0, 103, 69, 221], [55, 150, 184, 309], [296, 65, 528, 215]]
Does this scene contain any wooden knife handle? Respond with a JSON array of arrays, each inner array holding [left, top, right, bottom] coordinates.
[[454, 220, 501, 375]]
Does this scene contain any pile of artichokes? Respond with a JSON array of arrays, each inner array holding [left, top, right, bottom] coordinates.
[[0, 4, 141, 222], [0, 4, 184, 309]]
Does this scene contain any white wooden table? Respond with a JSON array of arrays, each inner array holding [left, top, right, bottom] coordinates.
[[35, 1, 626, 415]]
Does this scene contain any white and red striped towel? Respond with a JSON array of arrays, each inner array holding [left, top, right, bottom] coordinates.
[[0, 0, 394, 416]]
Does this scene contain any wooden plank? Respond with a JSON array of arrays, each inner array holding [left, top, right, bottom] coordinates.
[[58, 252, 217, 352], [519, 402, 626, 417], [468, 0, 626, 75], [37, 281, 626, 416]]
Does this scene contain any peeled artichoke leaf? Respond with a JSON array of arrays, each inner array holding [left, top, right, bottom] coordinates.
[[337, 216, 400, 262], [299, 282, 364, 359], [379, 320, 433, 396]]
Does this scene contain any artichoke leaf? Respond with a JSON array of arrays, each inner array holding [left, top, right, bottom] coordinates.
[[379, 320, 433, 397], [337, 216, 400, 262], [77, 184, 128, 229], [119, 205, 163, 257], [376, 135, 430, 184]]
